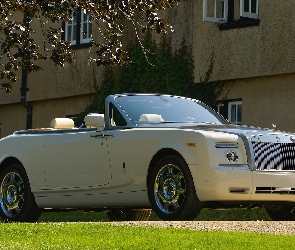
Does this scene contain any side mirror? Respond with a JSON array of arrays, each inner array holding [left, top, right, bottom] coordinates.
[[84, 114, 105, 132]]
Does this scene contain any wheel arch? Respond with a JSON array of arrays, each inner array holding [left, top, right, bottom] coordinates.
[[147, 148, 187, 188], [0, 157, 22, 174], [0, 158, 41, 222]]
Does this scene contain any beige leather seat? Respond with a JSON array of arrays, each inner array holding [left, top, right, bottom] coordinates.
[[139, 114, 164, 122], [50, 118, 74, 129]]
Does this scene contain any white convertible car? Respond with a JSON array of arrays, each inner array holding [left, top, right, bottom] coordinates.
[[1, 94, 295, 222]]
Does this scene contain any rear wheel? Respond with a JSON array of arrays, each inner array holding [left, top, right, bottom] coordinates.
[[266, 205, 295, 221], [148, 155, 203, 221], [0, 163, 41, 222], [107, 209, 151, 221]]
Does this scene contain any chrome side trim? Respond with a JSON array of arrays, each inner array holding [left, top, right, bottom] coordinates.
[[256, 187, 295, 194], [238, 134, 256, 171], [229, 188, 249, 194]]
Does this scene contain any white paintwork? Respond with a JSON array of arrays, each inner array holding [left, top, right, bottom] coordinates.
[[42, 131, 111, 191], [1, 94, 295, 211], [2, 125, 295, 209]]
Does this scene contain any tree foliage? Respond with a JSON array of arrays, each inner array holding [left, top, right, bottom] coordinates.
[[0, 0, 188, 92], [73, 33, 224, 126]]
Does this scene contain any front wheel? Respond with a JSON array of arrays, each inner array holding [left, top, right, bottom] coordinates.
[[266, 205, 295, 221], [0, 163, 41, 222], [148, 155, 203, 221], [107, 209, 151, 221]]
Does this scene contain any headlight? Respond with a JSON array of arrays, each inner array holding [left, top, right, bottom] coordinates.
[[226, 151, 239, 163]]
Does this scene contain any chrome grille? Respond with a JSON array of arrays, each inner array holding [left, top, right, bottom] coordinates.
[[251, 142, 295, 170]]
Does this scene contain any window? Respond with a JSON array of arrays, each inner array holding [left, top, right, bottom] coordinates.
[[241, 0, 259, 19], [228, 101, 242, 125], [203, 0, 259, 29], [63, 8, 92, 47], [109, 104, 127, 127], [216, 103, 224, 115], [215, 99, 242, 124], [80, 10, 92, 44], [203, 0, 228, 23]]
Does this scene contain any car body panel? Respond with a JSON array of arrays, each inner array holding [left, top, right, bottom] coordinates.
[[1, 93, 295, 211], [42, 131, 111, 191], [0, 134, 46, 191]]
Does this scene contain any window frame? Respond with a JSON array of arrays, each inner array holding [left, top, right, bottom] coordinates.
[[64, 9, 78, 46], [80, 10, 92, 44], [203, 0, 228, 23], [203, 0, 260, 29], [240, 0, 259, 19], [109, 103, 127, 127], [228, 101, 242, 125], [63, 8, 92, 48], [216, 103, 224, 115]]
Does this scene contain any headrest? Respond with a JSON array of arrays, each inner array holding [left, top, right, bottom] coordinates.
[[50, 118, 74, 129], [84, 113, 104, 129], [139, 114, 164, 122]]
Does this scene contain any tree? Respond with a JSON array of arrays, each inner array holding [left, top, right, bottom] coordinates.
[[0, 0, 188, 92]]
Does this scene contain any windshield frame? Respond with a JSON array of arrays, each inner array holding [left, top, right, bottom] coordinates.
[[105, 94, 228, 128]]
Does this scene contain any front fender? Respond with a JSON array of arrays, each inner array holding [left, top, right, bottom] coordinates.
[[153, 130, 211, 166]]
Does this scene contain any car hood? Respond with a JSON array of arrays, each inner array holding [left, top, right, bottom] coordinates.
[[137, 122, 295, 143], [182, 124, 295, 144]]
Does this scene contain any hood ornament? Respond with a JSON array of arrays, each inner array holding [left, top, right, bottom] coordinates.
[[272, 124, 276, 132]]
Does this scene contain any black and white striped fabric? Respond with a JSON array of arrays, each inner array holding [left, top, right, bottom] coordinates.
[[251, 142, 295, 170]]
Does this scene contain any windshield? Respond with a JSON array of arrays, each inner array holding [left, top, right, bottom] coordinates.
[[115, 95, 227, 124]]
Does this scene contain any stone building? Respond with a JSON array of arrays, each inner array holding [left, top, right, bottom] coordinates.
[[1, 0, 295, 137]]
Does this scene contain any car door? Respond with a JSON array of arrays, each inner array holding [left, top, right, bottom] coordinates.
[[43, 130, 111, 190], [105, 127, 160, 188], [104, 103, 149, 187], [104, 129, 137, 186]]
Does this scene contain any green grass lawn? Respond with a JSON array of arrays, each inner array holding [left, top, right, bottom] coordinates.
[[0, 209, 281, 250], [0, 222, 294, 250]]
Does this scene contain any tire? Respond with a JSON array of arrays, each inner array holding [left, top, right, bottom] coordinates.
[[266, 205, 295, 221], [148, 155, 203, 221], [107, 209, 151, 221], [0, 163, 41, 222]]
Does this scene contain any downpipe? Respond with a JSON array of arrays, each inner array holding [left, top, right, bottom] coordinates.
[[21, 12, 33, 130], [20, 92, 33, 130]]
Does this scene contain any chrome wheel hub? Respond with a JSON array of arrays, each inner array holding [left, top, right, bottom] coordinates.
[[0, 172, 24, 218], [162, 179, 177, 201], [154, 164, 185, 214]]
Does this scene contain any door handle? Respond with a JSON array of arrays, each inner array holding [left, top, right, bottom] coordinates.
[[91, 134, 115, 138]]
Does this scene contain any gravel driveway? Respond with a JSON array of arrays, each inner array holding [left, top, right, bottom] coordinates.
[[113, 221, 295, 235]]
